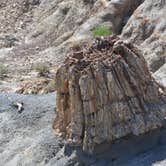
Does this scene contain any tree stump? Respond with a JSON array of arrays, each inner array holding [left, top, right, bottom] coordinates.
[[54, 35, 166, 153]]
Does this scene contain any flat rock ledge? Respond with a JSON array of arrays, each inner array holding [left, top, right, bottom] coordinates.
[[54, 35, 166, 153]]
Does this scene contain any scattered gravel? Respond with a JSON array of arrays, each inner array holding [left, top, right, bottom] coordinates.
[[0, 92, 166, 166]]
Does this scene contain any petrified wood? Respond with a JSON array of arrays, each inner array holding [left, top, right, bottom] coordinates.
[[54, 36, 166, 153]]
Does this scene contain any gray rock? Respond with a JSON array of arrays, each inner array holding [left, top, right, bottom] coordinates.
[[153, 63, 166, 87], [121, 0, 166, 72], [0, 93, 63, 166], [0, 92, 166, 166], [1, 0, 144, 69]]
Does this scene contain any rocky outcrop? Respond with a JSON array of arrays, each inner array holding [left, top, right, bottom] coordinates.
[[54, 36, 166, 153], [0, 0, 40, 47], [121, 0, 166, 74], [0, 0, 145, 92]]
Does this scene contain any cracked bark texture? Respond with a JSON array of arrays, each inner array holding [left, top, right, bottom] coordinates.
[[54, 36, 166, 153]]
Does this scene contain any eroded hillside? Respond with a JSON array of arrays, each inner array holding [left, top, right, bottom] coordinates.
[[0, 0, 145, 93], [0, 0, 166, 165]]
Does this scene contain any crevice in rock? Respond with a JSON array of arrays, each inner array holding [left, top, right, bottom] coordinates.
[[118, 0, 145, 34]]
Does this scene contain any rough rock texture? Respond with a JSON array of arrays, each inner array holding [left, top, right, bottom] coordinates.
[[154, 64, 166, 88], [121, 0, 166, 75], [0, 0, 40, 48], [16, 78, 56, 94], [54, 36, 166, 153], [0, 0, 166, 165], [0, 0, 143, 92]]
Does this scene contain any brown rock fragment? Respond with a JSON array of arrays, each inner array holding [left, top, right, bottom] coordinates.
[[54, 35, 166, 153]]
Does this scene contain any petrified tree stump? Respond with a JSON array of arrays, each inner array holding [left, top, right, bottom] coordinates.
[[54, 36, 166, 153]]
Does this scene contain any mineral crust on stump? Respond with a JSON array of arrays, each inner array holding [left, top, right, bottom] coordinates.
[[54, 36, 166, 153]]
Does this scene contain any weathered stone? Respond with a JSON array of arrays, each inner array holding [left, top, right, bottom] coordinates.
[[16, 78, 56, 95], [0, 0, 145, 92], [54, 36, 166, 153], [121, 0, 166, 72]]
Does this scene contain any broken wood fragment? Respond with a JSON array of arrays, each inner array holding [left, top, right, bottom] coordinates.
[[54, 35, 166, 153]]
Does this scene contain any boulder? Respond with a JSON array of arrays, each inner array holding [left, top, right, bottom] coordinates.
[[54, 36, 166, 153], [121, 0, 166, 72]]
